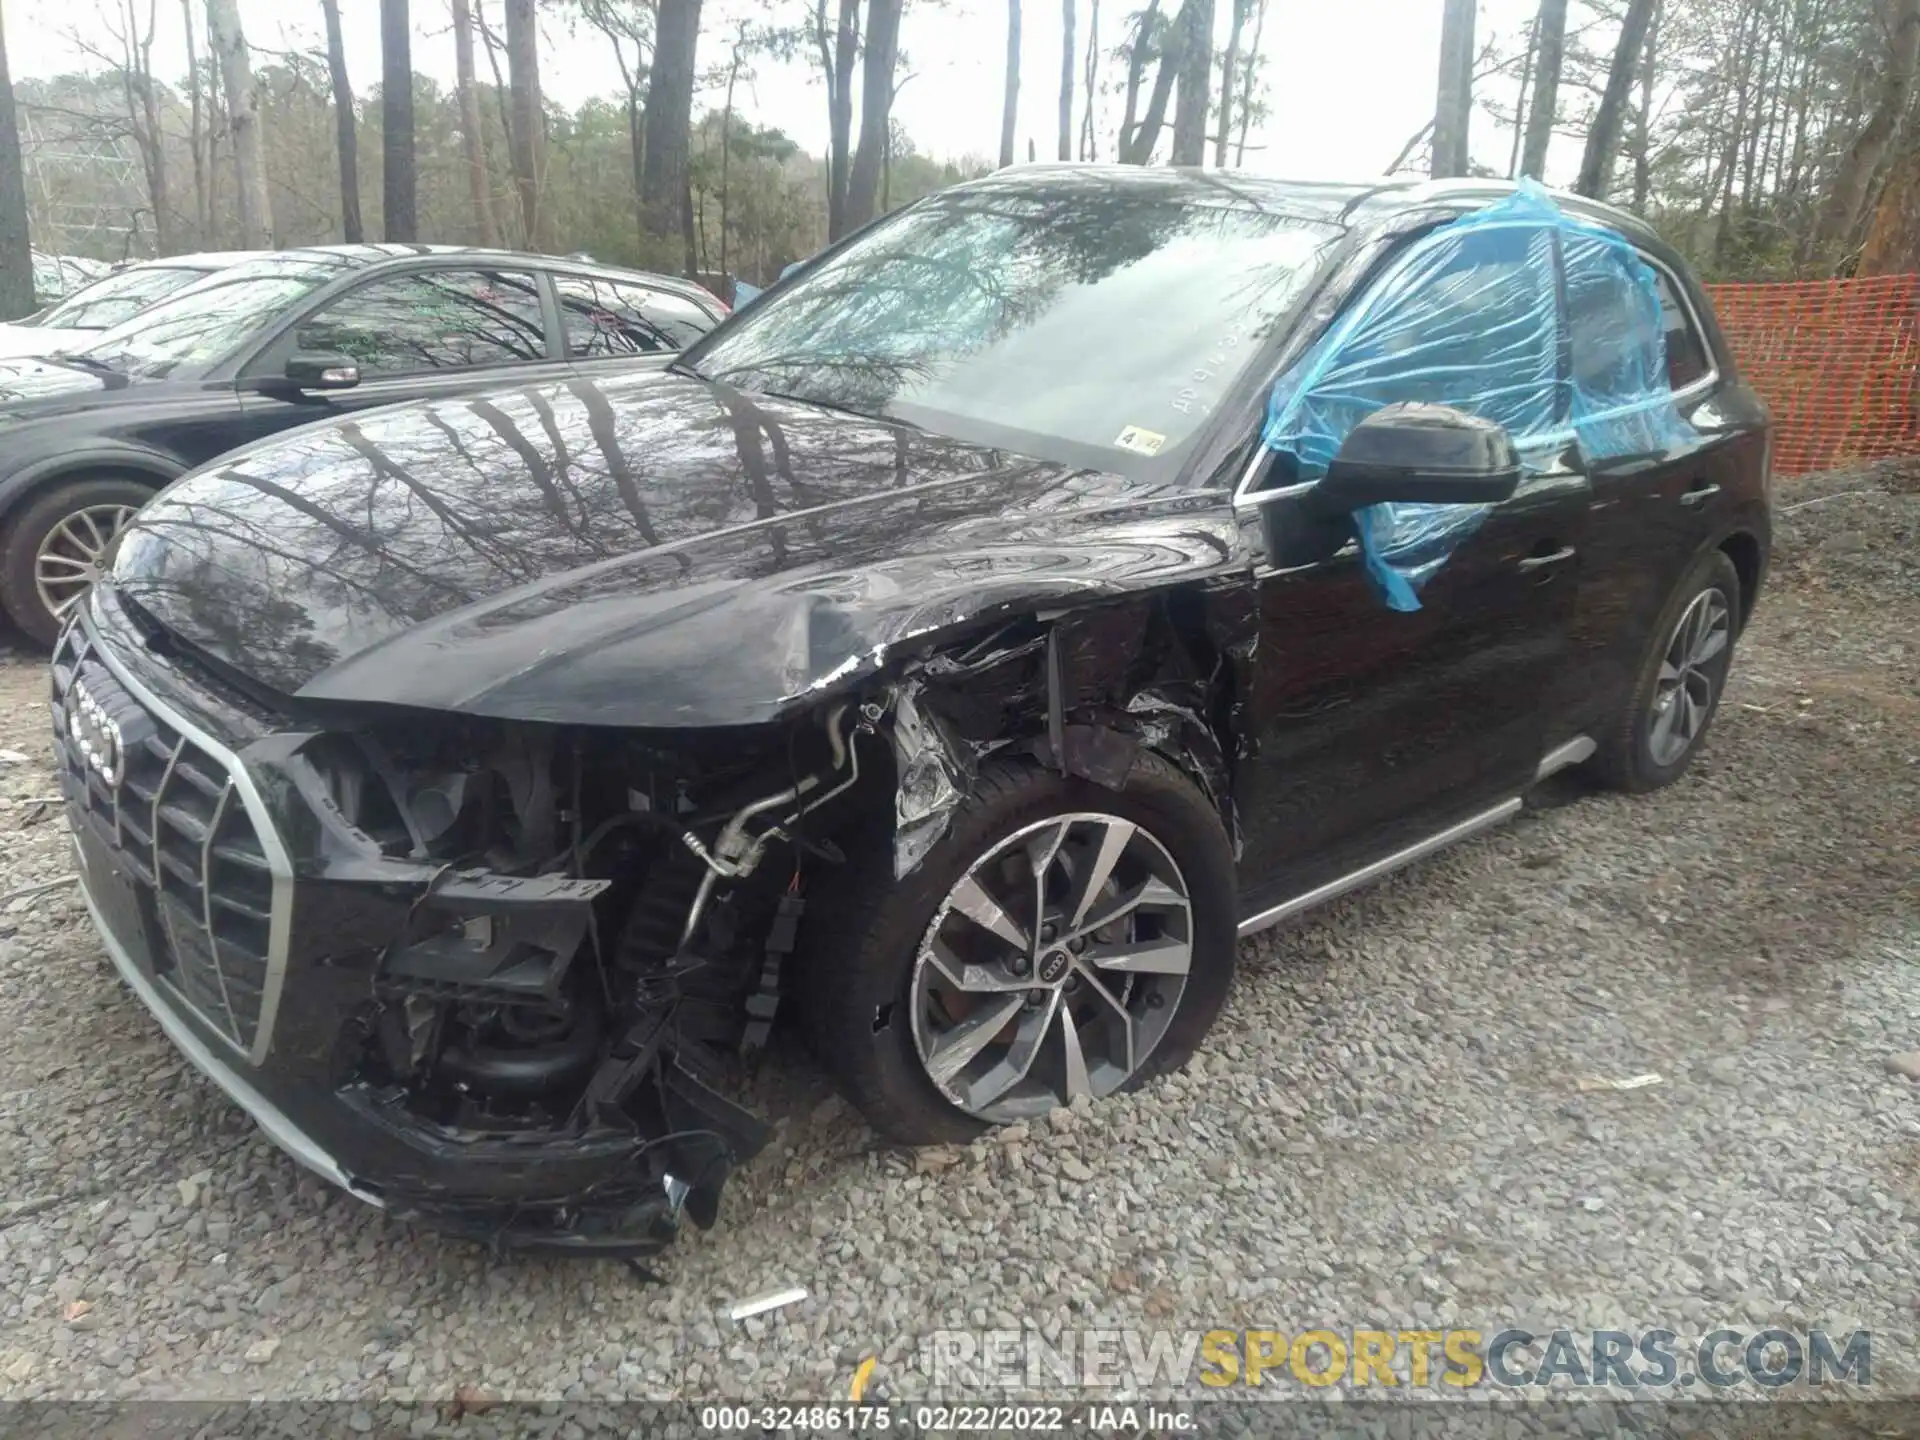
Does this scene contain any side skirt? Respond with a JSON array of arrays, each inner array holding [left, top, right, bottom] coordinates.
[[1236, 736, 1591, 941]]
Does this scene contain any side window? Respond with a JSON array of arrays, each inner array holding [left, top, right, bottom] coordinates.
[[296, 269, 546, 377], [1651, 267, 1712, 390], [557, 276, 717, 357], [1264, 221, 1560, 479], [1565, 240, 1656, 409]]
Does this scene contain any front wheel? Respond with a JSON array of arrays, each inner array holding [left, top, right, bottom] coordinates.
[[1591, 548, 1741, 793], [796, 754, 1239, 1145], [1, 476, 154, 647]]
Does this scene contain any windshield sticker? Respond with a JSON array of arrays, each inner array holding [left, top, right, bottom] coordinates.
[[1114, 425, 1167, 456], [1171, 314, 1255, 417]]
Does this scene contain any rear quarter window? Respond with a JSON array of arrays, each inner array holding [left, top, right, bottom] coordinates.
[[1651, 266, 1714, 390], [558, 276, 718, 356]]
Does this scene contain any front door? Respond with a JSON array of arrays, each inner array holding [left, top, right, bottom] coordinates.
[[1228, 207, 1591, 908], [1234, 456, 1588, 905], [235, 267, 576, 448]]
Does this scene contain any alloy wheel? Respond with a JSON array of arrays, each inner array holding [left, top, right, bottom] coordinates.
[[34, 503, 137, 623], [1648, 587, 1731, 767], [908, 812, 1193, 1123]]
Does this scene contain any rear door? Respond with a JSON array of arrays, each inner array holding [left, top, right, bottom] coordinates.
[[235, 265, 574, 442], [1567, 260, 1743, 711]]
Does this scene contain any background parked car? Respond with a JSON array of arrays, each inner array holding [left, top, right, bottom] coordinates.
[[30, 251, 110, 308], [0, 252, 270, 359], [0, 243, 725, 646]]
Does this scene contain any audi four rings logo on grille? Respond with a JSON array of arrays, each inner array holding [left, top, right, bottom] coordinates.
[[67, 681, 125, 789]]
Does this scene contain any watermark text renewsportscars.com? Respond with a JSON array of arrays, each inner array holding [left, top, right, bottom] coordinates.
[[922, 1326, 1872, 1392]]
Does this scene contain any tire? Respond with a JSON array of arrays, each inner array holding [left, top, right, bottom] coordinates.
[[796, 752, 1239, 1146], [1590, 548, 1741, 794], [1, 476, 154, 648]]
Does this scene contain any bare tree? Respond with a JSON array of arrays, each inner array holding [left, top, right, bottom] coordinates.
[[1432, 0, 1476, 177], [67, 1, 174, 250], [1574, 0, 1660, 197], [576, 0, 647, 250], [0, 0, 29, 319], [640, 0, 702, 266], [1519, 0, 1567, 180], [1214, 0, 1248, 166], [1115, 0, 1160, 161], [1234, 0, 1267, 164], [320, 0, 362, 242], [1860, 140, 1920, 272], [1630, 0, 1660, 212], [1168, 0, 1213, 164], [116, 1, 172, 250], [505, 0, 548, 248], [1058, 0, 1074, 160], [811, 0, 860, 240], [844, 0, 904, 228], [1080, 0, 1099, 159], [452, 0, 501, 246], [206, 0, 274, 246], [1120, 0, 1185, 162], [1812, 0, 1920, 253], [999, 0, 1021, 168], [180, 0, 208, 240], [380, 0, 415, 240]]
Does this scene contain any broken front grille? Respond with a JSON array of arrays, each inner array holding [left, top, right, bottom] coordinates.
[[52, 625, 280, 1056]]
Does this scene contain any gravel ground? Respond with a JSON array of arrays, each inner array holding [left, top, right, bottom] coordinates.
[[0, 464, 1913, 1411]]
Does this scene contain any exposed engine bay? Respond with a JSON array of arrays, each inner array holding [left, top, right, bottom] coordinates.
[[298, 695, 887, 1253], [265, 598, 1244, 1255]]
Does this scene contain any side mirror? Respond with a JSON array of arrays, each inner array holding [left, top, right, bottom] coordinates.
[[1314, 403, 1520, 514], [283, 352, 360, 390]]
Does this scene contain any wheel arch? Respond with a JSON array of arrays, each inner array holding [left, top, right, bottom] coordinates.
[[0, 449, 181, 528], [838, 583, 1254, 881], [1717, 527, 1766, 632]]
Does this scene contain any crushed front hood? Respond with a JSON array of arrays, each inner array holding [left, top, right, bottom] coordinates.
[[114, 368, 1240, 727]]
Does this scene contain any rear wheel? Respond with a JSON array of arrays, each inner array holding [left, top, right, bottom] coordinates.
[[796, 753, 1238, 1145], [1, 476, 153, 647], [1591, 548, 1740, 793]]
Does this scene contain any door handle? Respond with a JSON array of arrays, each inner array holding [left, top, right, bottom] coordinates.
[[1518, 545, 1576, 573], [1679, 482, 1721, 507]]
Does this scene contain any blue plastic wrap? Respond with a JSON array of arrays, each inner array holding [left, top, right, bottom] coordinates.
[[1262, 180, 1692, 610]]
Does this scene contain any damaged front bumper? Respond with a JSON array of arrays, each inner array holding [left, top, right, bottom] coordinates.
[[53, 607, 768, 1256]]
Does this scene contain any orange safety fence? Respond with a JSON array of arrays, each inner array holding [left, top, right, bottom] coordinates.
[[1704, 273, 1920, 477]]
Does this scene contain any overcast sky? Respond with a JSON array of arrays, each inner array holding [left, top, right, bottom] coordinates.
[[9, 0, 1569, 183]]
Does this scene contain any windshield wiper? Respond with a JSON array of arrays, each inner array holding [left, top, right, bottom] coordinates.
[[50, 351, 122, 376]]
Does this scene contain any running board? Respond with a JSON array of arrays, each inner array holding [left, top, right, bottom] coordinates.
[[1236, 797, 1523, 939], [1535, 735, 1597, 780]]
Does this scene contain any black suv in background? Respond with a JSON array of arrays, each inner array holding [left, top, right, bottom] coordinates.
[[0, 244, 724, 644]]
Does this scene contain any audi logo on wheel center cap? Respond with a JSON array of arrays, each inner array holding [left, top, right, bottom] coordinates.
[[67, 681, 125, 789]]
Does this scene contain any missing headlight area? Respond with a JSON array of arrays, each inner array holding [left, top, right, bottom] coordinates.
[[288, 702, 888, 1255]]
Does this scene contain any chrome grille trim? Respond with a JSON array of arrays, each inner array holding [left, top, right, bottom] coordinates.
[[54, 619, 294, 1068]]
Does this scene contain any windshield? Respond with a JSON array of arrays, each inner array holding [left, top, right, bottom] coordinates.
[[684, 185, 1340, 469], [78, 255, 357, 380], [35, 265, 207, 333]]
